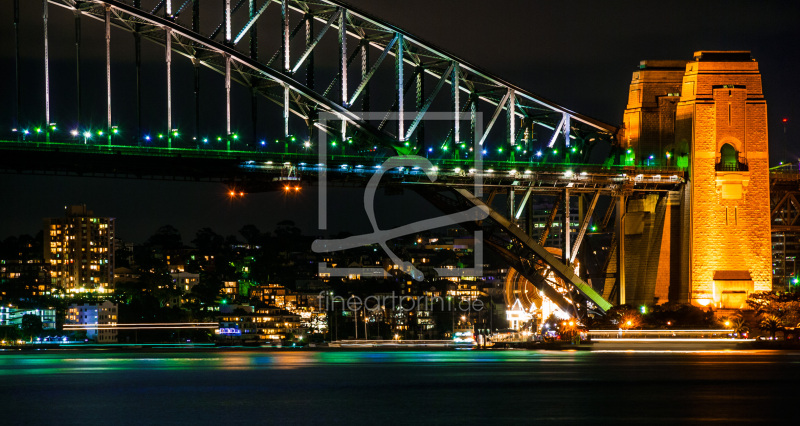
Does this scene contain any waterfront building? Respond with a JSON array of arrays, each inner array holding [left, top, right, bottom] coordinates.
[[66, 301, 118, 343], [44, 205, 115, 295], [0, 306, 56, 329], [217, 304, 301, 342]]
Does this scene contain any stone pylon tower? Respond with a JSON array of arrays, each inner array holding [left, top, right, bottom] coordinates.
[[676, 51, 771, 309], [620, 51, 771, 309]]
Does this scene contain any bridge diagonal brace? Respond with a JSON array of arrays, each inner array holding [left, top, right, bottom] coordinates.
[[348, 34, 398, 106], [569, 191, 600, 265], [233, 0, 271, 45], [514, 185, 533, 220], [601, 196, 617, 231], [291, 9, 339, 73], [404, 62, 455, 141], [454, 188, 612, 313], [477, 89, 512, 146], [547, 113, 567, 148]]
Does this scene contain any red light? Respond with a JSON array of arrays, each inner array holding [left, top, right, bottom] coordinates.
[[294, 186, 300, 191], [229, 191, 235, 197], [783, 118, 789, 123], [284, 186, 290, 191], [239, 191, 244, 196]]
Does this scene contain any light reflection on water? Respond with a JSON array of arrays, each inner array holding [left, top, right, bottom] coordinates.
[[1, 349, 798, 424], [0, 349, 792, 373]]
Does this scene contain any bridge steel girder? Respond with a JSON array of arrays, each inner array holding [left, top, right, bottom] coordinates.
[[453, 188, 613, 313], [46, 0, 616, 153]]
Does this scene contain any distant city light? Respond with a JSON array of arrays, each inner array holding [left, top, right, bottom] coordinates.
[[70, 130, 79, 137]]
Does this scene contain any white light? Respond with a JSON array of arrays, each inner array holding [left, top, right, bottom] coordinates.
[[509, 169, 517, 175], [524, 170, 532, 174], [468, 168, 476, 174], [454, 167, 461, 173], [70, 130, 79, 137], [486, 169, 494, 173], [564, 170, 573, 178]]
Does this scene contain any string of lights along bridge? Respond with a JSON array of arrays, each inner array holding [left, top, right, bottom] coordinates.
[[3, 0, 630, 176]]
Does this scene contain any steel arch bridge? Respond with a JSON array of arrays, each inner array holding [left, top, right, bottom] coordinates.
[[1, 0, 687, 320], [7, 0, 616, 156]]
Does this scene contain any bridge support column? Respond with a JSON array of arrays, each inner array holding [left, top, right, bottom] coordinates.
[[13, 0, 20, 134], [105, 5, 112, 146], [43, 0, 50, 142], [306, 17, 315, 90], [617, 194, 626, 305], [74, 9, 81, 130], [338, 7, 347, 105], [452, 62, 460, 145], [166, 27, 173, 149], [563, 188, 571, 262], [396, 33, 404, 141], [225, 55, 232, 150]]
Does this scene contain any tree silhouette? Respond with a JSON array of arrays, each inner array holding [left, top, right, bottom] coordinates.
[[21, 314, 43, 341]]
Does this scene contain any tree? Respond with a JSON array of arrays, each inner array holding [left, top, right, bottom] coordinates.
[[731, 316, 749, 338], [146, 225, 183, 251], [759, 315, 783, 340], [239, 225, 262, 246], [21, 314, 43, 341]]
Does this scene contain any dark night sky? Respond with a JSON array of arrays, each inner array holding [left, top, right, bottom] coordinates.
[[0, 0, 797, 243]]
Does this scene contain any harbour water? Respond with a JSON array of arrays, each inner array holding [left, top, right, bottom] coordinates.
[[1, 349, 797, 424]]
